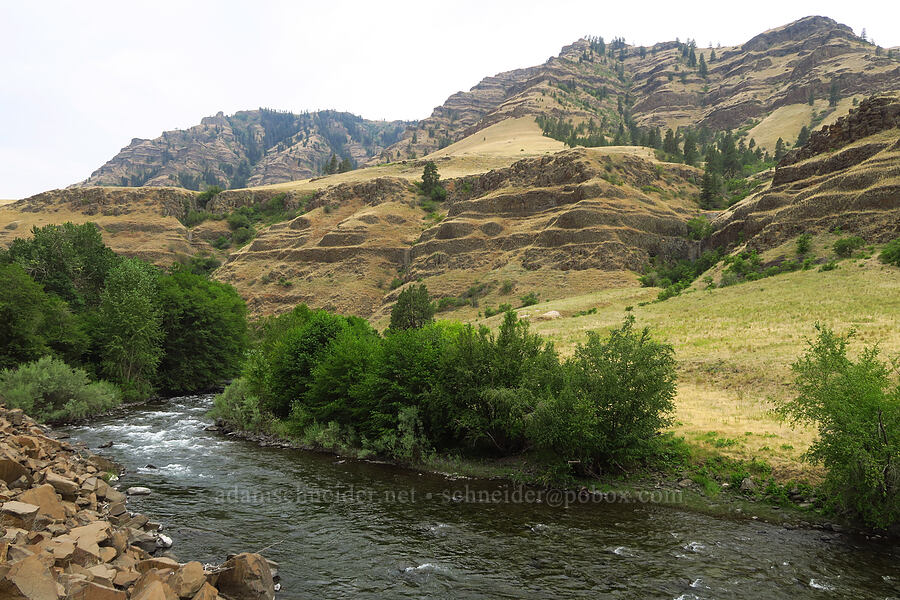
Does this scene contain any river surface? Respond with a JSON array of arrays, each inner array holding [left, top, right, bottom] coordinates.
[[61, 395, 899, 599]]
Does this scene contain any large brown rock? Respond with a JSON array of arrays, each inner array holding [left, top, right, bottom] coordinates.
[[19, 484, 66, 521], [167, 561, 206, 598], [1, 501, 39, 529], [0, 553, 59, 600], [0, 459, 30, 485], [69, 581, 126, 600], [215, 553, 274, 600], [43, 472, 78, 499]]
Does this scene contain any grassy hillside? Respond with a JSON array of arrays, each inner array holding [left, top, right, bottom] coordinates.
[[429, 236, 900, 481]]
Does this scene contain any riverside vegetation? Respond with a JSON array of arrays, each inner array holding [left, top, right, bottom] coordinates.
[[1, 220, 898, 529]]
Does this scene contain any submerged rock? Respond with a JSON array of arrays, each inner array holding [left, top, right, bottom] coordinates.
[[127, 486, 153, 496]]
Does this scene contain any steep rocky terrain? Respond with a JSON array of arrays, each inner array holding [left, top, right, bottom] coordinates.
[[711, 94, 900, 249], [77, 110, 409, 189], [383, 16, 900, 159], [213, 148, 701, 318]]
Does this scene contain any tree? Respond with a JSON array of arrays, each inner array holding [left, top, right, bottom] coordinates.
[[154, 268, 249, 394], [96, 258, 163, 400], [682, 132, 698, 165], [808, 88, 815, 106], [699, 171, 719, 209], [663, 129, 679, 156], [338, 156, 353, 173], [688, 46, 697, 68], [0, 264, 86, 369], [421, 161, 440, 195], [829, 80, 840, 107], [323, 154, 339, 175], [778, 325, 899, 528], [709, 48, 717, 62], [2, 222, 119, 309], [698, 53, 708, 79], [389, 284, 434, 331], [774, 137, 786, 161], [797, 125, 810, 147]]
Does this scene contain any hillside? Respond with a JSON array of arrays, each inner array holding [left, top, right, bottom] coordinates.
[[76, 109, 410, 189], [70, 16, 900, 193], [711, 93, 900, 250], [382, 16, 900, 159]]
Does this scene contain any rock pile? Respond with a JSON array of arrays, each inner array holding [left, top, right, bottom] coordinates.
[[0, 405, 275, 599]]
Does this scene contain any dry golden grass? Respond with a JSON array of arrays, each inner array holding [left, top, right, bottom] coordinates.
[[430, 117, 565, 158]]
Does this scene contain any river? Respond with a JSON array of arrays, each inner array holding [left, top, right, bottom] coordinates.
[[61, 395, 899, 599]]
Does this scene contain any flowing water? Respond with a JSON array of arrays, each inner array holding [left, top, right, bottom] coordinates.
[[61, 395, 899, 599]]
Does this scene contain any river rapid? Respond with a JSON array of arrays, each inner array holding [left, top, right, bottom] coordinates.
[[61, 395, 899, 599]]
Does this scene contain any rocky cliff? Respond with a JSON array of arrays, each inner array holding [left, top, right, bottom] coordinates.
[[711, 94, 900, 250], [77, 110, 410, 190], [0, 403, 276, 599], [382, 16, 900, 159]]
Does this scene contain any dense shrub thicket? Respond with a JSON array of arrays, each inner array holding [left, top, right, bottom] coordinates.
[[213, 298, 679, 477], [779, 325, 899, 528], [0, 222, 248, 418], [0, 357, 121, 423]]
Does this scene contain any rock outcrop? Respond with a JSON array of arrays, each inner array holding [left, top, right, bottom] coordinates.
[[711, 95, 900, 250], [77, 110, 410, 190], [0, 405, 275, 599]]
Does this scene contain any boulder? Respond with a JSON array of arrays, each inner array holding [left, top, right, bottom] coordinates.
[[43, 472, 79, 499], [540, 310, 562, 320], [0, 459, 30, 486], [132, 571, 178, 600], [1, 500, 39, 529], [137, 557, 180, 574], [19, 484, 66, 521], [167, 561, 206, 598], [127, 487, 152, 496], [0, 553, 59, 600], [215, 553, 275, 600], [87, 455, 119, 474], [740, 477, 757, 492], [69, 581, 126, 600]]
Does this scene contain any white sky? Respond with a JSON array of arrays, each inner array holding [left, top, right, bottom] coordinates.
[[2, 1, 897, 199]]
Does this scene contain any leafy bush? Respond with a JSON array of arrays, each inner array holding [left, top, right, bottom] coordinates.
[[779, 325, 899, 528], [0, 356, 120, 423], [686, 215, 713, 241], [210, 378, 266, 431], [833, 236, 865, 258], [519, 292, 539, 307], [212, 235, 232, 250], [196, 186, 223, 208], [232, 226, 254, 245], [227, 212, 252, 231], [879, 237, 900, 267], [500, 279, 515, 295], [552, 315, 677, 467]]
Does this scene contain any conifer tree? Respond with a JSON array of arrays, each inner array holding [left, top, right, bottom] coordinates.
[[797, 126, 810, 147], [829, 80, 840, 107], [774, 137, 786, 161], [698, 54, 708, 79], [710, 48, 717, 62]]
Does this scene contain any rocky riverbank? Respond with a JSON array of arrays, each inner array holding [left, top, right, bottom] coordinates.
[[0, 404, 276, 600]]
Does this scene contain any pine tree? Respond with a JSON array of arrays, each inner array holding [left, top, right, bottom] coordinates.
[[808, 89, 815, 106], [797, 126, 810, 147], [324, 153, 339, 175], [688, 46, 697, 68], [663, 129, 679, 156], [829, 80, 840, 107], [338, 157, 353, 173], [774, 138, 786, 161], [421, 161, 440, 195], [710, 48, 717, 62], [682, 132, 698, 166], [699, 171, 719, 209], [639, 46, 647, 59], [698, 54, 708, 79]]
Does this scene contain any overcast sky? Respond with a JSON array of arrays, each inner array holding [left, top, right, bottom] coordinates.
[[2, 1, 897, 199]]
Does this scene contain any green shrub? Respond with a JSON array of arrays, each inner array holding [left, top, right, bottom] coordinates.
[[819, 260, 838, 272], [232, 227, 253, 245], [227, 212, 251, 231], [796, 233, 812, 255], [210, 378, 266, 431], [686, 215, 713, 241], [778, 325, 899, 528], [212, 235, 231, 250], [833, 235, 865, 257], [519, 292, 539, 307], [0, 356, 120, 423], [879, 237, 900, 267], [553, 315, 677, 467], [500, 279, 515, 295]]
